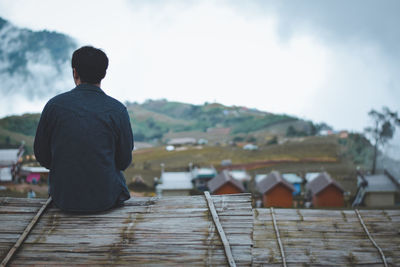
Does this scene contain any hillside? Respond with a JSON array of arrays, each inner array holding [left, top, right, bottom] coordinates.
[[0, 100, 375, 197], [0, 99, 307, 148], [126, 99, 318, 143], [0, 100, 369, 154]]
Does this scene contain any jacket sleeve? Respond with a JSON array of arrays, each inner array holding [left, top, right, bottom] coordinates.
[[34, 103, 52, 169], [115, 108, 134, 170]]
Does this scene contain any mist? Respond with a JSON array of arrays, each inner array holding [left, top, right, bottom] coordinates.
[[0, 0, 399, 157]]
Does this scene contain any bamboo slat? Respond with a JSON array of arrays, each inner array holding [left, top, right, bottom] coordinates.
[[1, 194, 253, 266], [204, 191, 236, 267], [2, 196, 400, 266], [253, 208, 400, 266], [1, 197, 52, 267]]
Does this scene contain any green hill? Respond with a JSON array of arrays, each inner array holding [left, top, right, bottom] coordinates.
[[0, 100, 325, 147], [126, 99, 315, 142], [0, 99, 371, 164]]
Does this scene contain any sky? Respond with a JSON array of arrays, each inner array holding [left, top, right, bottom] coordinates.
[[0, 0, 399, 156]]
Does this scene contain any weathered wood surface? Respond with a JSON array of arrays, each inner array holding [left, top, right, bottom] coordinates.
[[1, 194, 253, 266], [2, 196, 400, 267], [1, 197, 52, 267], [0, 197, 45, 263], [253, 208, 400, 266]]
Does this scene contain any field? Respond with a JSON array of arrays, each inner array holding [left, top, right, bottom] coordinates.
[[124, 135, 358, 196]]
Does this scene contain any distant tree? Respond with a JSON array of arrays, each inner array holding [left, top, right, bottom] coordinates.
[[233, 136, 244, 143], [246, 136, 257, 143], [267, 136, 278, 145], [134, 132, 146, 141], [314, 122, 332, 135], [286, 126, 297, 137], [365, 107, 400, 174]]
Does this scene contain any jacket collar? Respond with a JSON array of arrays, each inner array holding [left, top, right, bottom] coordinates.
[[75, 83, 105, 94]]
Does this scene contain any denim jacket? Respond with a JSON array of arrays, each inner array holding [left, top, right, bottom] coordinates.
[[34, 84, 133, 212]]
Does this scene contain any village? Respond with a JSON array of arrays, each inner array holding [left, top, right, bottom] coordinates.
[[1, 131, 399, 210]]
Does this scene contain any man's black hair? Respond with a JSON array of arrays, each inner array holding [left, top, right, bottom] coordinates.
[[71, 46, 108, 84]]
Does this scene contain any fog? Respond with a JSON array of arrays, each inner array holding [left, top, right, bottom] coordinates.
[[0, 0, 399, 158]]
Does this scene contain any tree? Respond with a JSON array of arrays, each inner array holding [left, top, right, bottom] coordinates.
[[286, 125, 297, 137], [365, 107, 400, 174]]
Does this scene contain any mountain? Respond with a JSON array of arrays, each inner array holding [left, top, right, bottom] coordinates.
[[0, 99, 314, 146], [0, 99, 374, 169], [125, 99, 315, 142], [0, 16, 77, 100]]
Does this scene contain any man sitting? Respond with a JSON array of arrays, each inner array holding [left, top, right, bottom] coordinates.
[[34, 46, 133, 212]]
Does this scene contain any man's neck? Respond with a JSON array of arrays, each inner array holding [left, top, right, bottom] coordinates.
[[76, 81, 101, 88]]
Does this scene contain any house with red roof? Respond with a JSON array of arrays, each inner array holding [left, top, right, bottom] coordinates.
[[257, 171, 295, 208], [208, 170, 245, 195], [306, 172, 344, 207]]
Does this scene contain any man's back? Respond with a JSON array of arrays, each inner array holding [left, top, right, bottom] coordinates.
[[34, 83, 133, 212]]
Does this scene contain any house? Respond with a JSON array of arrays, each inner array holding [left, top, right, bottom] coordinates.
[[221, 159, 232, 166], [155, 171, 193, 196], [282, 173, 303, 196], [208, 170, 245, 195], [197, 138, 208, 145], [306, 172, 344, 207], [339, 130, 349, 139], [167, 137, 197, 146], [191, 166, 217, 191], [20, 166, 49, 184], [353, 172, 399, 207], [243, 144, 258, 150], [256, 171, 295, 208], [0, 148, 24, 182]]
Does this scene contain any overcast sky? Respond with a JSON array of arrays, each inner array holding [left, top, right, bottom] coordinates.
[[0, 0, 399, 155]]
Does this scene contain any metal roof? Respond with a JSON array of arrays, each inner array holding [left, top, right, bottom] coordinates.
[[256, 171, 295, 195], [282, 173, 303, 184], [167, 137, 196, 145], [0, 149, 20, 166], [157, 172, 193, 190], [359, 174, 398, 193], [305, 172, 320, 182], [21, 166, 49, 173], [255, 174, 267, 184], [191, 167, 216, 179], [229, 170, 251, 182]]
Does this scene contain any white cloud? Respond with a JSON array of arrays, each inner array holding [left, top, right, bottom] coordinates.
[[0, 0, 398, 144]]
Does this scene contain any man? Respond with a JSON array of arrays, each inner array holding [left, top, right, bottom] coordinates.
[[34, 46, 133, 212]]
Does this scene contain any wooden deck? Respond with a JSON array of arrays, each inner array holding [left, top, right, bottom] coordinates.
[[1, 194, 399, 266], [253, 208, 400, 266], [1, 194, 253, 266]]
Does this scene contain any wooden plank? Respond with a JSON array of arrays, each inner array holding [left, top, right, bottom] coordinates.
[[355, 209, 388, 267], [253, 208, 400, 266], [204, 191, 236, 267], [1, 197, 52, 267], [270, 207, 287, 267], [1, 194, 253, 266]]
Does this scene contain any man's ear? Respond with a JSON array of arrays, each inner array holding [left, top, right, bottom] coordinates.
[[73, 68, 79, 79]]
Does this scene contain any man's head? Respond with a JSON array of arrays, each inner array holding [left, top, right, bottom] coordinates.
[[71, 46, 108, 85]]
